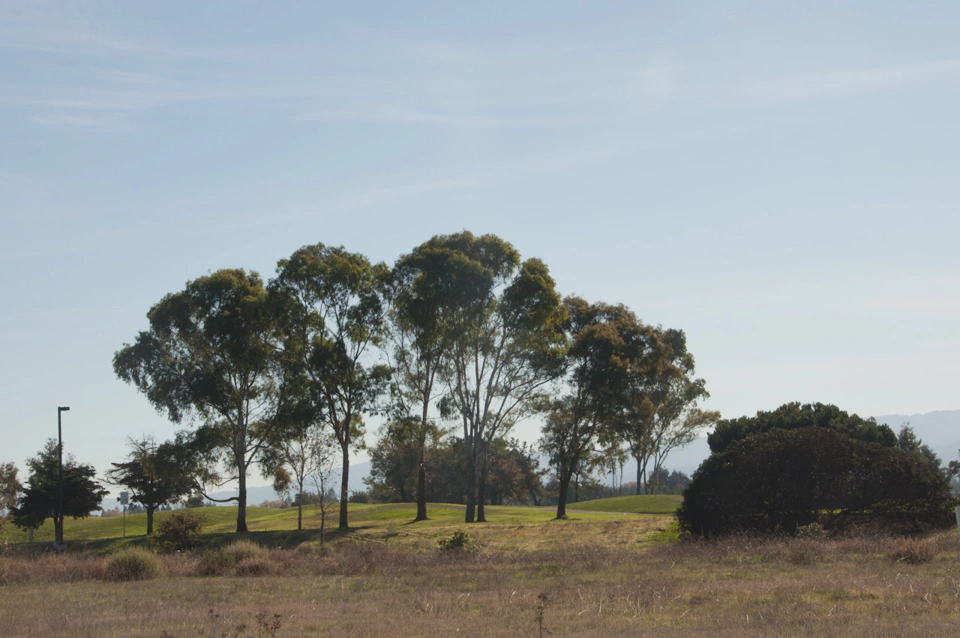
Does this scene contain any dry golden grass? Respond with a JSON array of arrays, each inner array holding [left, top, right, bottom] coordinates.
[[2, 526, 960, 636]]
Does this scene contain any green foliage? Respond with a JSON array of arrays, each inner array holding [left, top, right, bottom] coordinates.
[[10, 440, 107, 535], [708, 402, 896, 455], [105, 547, 164, 581], [678, 428, 956, 537], [106, 436, 194, 534], [896, 424, 945, 475], [542, 298, 667, 518], [0, 517, 7, 554], [152, 510, 205, 553], [114, 269, 293, 533], [271, 244, 392, 529], [438, 528, 476, 552], [398, 232, 567, 523]]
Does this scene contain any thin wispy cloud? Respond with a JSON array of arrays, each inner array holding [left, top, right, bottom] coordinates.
[[28, 113, 130, 132], [746, 60, 960, 102], [295, 105, 577, 127]]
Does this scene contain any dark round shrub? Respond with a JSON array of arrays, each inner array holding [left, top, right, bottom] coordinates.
[[678, 428, 955, 537], [707, 402, 897, 455]]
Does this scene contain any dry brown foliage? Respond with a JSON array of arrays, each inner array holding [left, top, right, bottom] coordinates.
[[2, 531, 960, 636]]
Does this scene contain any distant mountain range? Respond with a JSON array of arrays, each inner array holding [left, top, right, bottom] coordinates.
[[875, 410, 960, 465]]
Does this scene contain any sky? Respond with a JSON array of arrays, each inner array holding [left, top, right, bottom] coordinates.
[[2, 1, 959, 493]]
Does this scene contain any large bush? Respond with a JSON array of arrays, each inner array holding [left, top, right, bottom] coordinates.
[[678, 427, 955, 537], [707, 402, 896, 455], [152, 510, 205, 553]]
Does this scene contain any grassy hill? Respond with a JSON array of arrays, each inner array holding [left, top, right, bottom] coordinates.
[[7, 495, 680, 553], [565, 494, 682, 514]]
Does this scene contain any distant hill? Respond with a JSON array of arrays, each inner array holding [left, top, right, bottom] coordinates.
[[874, 410, 960, 465]]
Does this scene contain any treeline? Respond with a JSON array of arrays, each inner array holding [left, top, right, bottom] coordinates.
[[3, 232, 716, 539]]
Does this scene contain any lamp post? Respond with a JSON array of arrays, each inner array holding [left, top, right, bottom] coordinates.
[[56, 406, 70, 549]]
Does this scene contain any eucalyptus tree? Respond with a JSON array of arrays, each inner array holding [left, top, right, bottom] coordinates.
[[388, 239, 474, 521], [541, 298, 662, 519], [611, 328, 719, 494], [113, 269, 296, 533], [270, 244, 391, 529], [401, 232, 567, 523]]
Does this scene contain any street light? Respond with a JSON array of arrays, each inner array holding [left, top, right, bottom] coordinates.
[[56, 406, 70, 549]]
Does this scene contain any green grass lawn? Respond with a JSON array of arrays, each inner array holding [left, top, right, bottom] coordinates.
[[7, 495, 681, 553], [565, 494, 682, 514]]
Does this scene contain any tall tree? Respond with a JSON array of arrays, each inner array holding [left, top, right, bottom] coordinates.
[[271, 244, 391, 529], [114, 269, 295, 533], [612, 328, 718, 494], [389, 240, 474, 520], [404, 232, 566, 523], [106, 436, 194, 534], [11, 440, 108, 541], [541, 298, 660, 519]]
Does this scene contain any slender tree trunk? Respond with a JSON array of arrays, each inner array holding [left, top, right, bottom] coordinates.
[[237, 468, 248, 533], [339, 438, 350, 529], [556, 470, 573, 519], [636, 455, 642, 495], [476, 445, 488, 523], [464, 435, 476, 523], [146, 505, 155, 535], [319, 501, 326, 546], [416, 456, 427, 520], [297, 486, 303, 531], [415, 402, 428, 521]]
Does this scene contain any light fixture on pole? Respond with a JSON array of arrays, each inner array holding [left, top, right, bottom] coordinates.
[[56, 406, 70, 550]]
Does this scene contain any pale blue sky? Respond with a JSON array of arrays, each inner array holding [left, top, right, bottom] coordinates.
[[2, 1, 959, 487]]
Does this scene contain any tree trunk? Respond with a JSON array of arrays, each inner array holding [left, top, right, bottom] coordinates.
[[476, 446, 488, 523], [556, 470, 572, 519], [146, 505, 155, 535], [297, 486, 303, 531], [339, 437, 350, 529], [636, 455, 643, 495], [464, 436, 476, 523], [416, 458, 427, 521], [319, 502, 326, 546], [415, 401, 429, 521], [237, 468, 248, 533]]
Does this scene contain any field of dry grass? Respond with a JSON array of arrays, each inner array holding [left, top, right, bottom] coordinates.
[[3, 511, 960, 636]]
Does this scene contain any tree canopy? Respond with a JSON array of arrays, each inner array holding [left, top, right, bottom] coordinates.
[[113, 269, 296, 533], [403, 232, 567, 523], [106, 436, 194, 534], [11, 440, 108, 541], [707, 402, 896, 455], [271, 243, 392, 529]]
